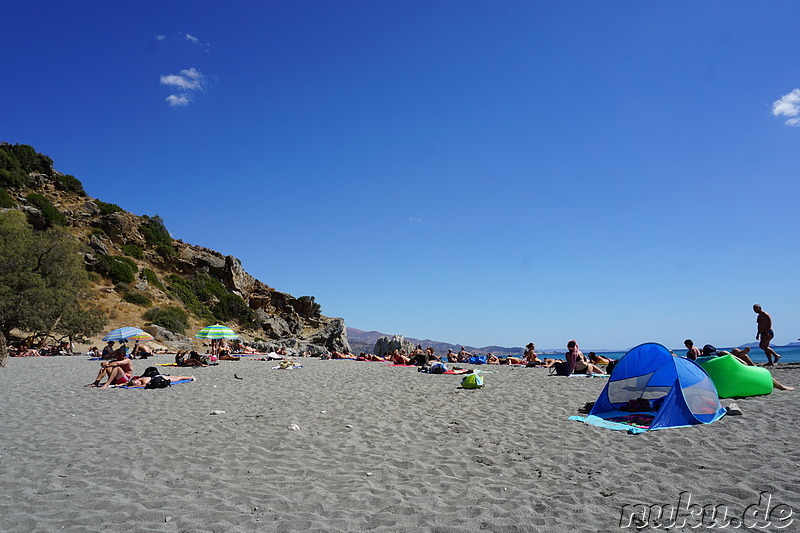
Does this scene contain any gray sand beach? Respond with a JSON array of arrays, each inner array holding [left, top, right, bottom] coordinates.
[[0, 356, 797, 532]]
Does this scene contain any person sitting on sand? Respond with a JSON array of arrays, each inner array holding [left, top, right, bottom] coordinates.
[[101, 341, 116, 360], [85, 350, 134, 388], [524, 343, 544, 365], [457, 347, 473, 363], [87, 346, 100, 357], [445, 349, 456, 362], [588, 352, 611, 365], [127, 374, 196, 387], [683, 340, 701, 361], [566, 340, 605, 375], [131, 341, 153, 359]]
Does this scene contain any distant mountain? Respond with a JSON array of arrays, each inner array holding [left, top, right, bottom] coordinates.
[[347, 327, 525, 356]]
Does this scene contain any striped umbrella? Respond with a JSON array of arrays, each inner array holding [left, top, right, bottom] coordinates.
[[102, 326, 150, 342], [128, 331, 154, 341], [194, 324, 238, 340]]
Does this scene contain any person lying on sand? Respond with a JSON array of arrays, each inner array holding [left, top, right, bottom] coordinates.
[[175, 350, 207, 367], [127, 374, 195, 387], [487, 353, 500, 364], [85, 351, 133, 388], [499, 356, 525, 365], [390, 349, 410, 365], [702, 345, 793, 391], [588, 352, 611, 365]]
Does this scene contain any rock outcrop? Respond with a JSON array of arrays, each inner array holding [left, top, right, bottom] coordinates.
[[374, 335, 413, 357]]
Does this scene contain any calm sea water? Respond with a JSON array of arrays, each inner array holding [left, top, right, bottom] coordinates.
[[594, 345, 800, 364]]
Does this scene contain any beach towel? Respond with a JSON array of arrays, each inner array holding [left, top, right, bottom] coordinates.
[[443, 369, 472, 375], [569, 413, 649, 434]]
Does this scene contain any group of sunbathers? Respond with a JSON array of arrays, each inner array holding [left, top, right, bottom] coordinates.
[[85, 349, 194, 388]]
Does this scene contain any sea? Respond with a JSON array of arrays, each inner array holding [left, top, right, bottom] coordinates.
[[591, 345, 800, 364]]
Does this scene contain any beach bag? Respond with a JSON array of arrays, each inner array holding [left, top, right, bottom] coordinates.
[[605, 359, 617, 375], [461, 373, 484, 389], [550, 361, 571, 376], [142, 366, 160, 378], [468, 355, 487, 365], [145, 375, 171, 389]]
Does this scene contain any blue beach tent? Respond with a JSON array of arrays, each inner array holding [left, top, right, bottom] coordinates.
[[587, 343, 726, 431]]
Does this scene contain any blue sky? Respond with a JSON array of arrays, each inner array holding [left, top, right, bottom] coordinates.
[[3, 2, 799, 350]]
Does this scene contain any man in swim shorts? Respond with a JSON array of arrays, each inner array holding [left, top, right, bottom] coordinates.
[[85, 350, 133, 388], [754, 304, 781, 365]]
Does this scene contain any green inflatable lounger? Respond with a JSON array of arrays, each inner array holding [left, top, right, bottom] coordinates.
[[697, 354, 772, 398]]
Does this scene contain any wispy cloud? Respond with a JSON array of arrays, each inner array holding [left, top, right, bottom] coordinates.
[[180, 32, 210, 51], [408, 216, 423, 223], [772, 89, 800, 127], [160, 67, 208, 107], [155, 34, 166, 41]]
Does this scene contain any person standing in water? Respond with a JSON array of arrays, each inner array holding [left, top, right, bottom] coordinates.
[[754, 304, 781, 365]]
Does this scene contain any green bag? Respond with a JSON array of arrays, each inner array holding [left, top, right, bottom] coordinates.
[[461, 373, 484, 389]]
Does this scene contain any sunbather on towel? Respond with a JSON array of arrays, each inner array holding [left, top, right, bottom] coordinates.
[[389, 349, 410, 365], [128, 374, 195, 387], [86, 350, 133, 388], [175, 350, 207, 367]]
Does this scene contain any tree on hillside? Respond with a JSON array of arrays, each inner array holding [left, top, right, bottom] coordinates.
[[0, 210, 106, 343]]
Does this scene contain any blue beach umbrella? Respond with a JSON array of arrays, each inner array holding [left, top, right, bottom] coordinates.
[[102, 326, 149, 342]]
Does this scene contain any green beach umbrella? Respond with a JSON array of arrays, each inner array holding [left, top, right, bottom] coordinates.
[[194, 324, 238, 340]]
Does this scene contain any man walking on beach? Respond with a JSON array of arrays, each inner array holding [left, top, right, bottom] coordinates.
[[754, 304, 781, 365]]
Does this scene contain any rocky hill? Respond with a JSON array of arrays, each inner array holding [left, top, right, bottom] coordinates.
[[0, 142, 350, 354]]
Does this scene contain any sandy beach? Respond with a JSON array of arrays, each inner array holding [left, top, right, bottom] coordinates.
[[0, 356, 797, 532]]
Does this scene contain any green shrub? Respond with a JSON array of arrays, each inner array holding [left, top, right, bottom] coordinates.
[[141, 268, 165, 290], [26, 193, 67, 226], [166, 274, 214, 320], [0, 144, 53, 188], [0, 187, 15, 208], [123, 292, 152, 307], [94, 200, 123, 215], [143, 306, 188, 334], [113, 282, 131, 293], [97, 254, 138, 284], [55, 174, 86, 196], [121, 243, 144, 259], [140, 215, 174, 251], [90, 227, 106, 237], [212, 293, 253, 323]]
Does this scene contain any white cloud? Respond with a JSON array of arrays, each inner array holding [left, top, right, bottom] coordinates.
[[160, 67, 206, 91], [408, 216, 423, 223], [160, 68, 209, 107], [165, 94, 191, 107], [155, 34, 166, 41], [772, 89, 800, 126], [184, 33, 200, 45]]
